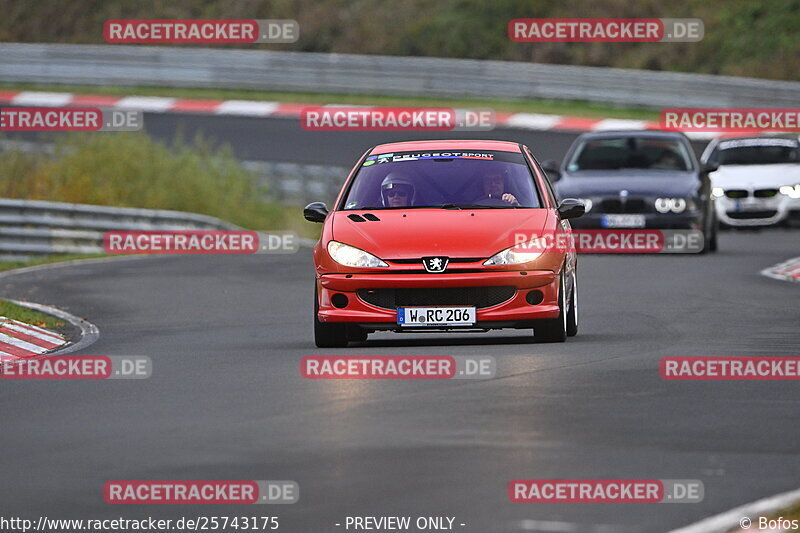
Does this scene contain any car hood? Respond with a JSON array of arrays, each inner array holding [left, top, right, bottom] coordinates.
[[710, 164, 800, 188], [331, 209, 552, 259], [556, 170, 698, 197]]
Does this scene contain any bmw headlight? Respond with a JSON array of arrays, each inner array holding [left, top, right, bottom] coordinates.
[[655, 198, 693, 213], [780, 184, 800, 199], [484, 243, 543, 266], [327, 241, 388, 268], [576, 198, 593, 212], [712, 187, 724, 198]]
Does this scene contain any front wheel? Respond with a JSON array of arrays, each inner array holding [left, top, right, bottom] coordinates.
[[708, 209, 719, 252], [346, 325, 369, 342], [314, 284, 349, 348], [566, 270, 578, 337], [534, 272, 567, 343], [700, 205, 719, 254]]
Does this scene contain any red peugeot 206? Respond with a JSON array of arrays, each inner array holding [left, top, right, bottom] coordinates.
[[304, 140, 585, 347]]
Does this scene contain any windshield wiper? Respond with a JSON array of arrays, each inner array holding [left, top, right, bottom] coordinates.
[[438, 203, 500, 209]]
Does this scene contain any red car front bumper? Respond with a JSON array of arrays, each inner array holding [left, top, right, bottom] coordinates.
[[317, 270, 560, 329]]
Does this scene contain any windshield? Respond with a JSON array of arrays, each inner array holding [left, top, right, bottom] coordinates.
[[715, 139, 800, 165], [340, 150, 542, 209], [567, 136, 693, 172]]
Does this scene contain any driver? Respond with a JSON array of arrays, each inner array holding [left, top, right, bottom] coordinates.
[[651, 150, 681, 170], [477, 170, 519, 206], [380, 172, 415, 207]]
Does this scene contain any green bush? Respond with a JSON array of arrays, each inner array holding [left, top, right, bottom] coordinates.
[[0, 132, 292, 231]]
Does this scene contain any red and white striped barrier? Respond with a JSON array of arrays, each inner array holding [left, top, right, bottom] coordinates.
[[0, 89, 728, 138], [0, 316, 67, 362]]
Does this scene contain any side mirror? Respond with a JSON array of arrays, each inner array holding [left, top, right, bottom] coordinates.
[[303, 202, 329, 223], [701, 162, 719, 173], [557, 198, 585, 220]]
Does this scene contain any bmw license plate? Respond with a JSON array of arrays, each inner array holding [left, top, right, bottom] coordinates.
[[601, 214, 646, 228], [397, 306, 476, 327]]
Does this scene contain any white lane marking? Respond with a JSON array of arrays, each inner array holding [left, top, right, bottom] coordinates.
[[684, 131, 718, 140], [666, 487, 800, 533], [518, 519, 578, 532], [0, 332, 48, 353], [517, 519, 619, 533], [12, 91, 73, 106], [215, 100, 279, 116], [761, 256, 800, 283], [592, 118, 651, 130], [7, 317, 61, 337], [1, 322, 64, 344], [505, 113, 563, 130], [115, 96, 177, 112]]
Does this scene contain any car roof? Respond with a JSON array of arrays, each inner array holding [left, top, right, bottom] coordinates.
[[716, 135, 799, 144], [370, 140, 521, 155]]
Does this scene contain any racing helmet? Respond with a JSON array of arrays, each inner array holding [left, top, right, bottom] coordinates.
[[380, 172, 415, 206]]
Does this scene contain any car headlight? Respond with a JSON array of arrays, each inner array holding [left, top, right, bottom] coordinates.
[[712, 187, 724, 198], [576, 198, 593, 212], [655, 197, 693, 213], [484, 242, 543, 266], [327, 241, 388, 268], [780, 184, 800, 199]]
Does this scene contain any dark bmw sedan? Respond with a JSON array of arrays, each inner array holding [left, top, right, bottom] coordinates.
[[545, 131, 718, 252]]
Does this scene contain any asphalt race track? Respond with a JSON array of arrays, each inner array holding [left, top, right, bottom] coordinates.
[[2, 116, 800, 532]]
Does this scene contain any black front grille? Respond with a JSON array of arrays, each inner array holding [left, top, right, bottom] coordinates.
[[753, 189, 778, 198], [724, 189, 749, 199], [726, 210, 778, 220], [357, 286, 516, 310], [387, 258, 482, 264], [599, 198, 647, 213]]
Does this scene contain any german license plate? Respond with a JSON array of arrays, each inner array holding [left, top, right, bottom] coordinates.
[[397, 306, 476, 327], [601, 214, 646, 228]]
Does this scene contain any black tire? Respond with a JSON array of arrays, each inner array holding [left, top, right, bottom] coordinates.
[[708, 210, 719, 252], [346, 325, 369, 342], [314, 284, 348, 348], [699, 205, 719, 254], [566, 270, 578, 337], [534, 272, 567, 343]]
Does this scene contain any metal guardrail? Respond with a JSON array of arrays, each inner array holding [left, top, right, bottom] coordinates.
[[244, 160, 349, 206], [0, 198, 240, 260], [2, 43, 800, 108]]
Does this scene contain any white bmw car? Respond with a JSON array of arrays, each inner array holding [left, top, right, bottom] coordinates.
[[701, 136, 800, 227]]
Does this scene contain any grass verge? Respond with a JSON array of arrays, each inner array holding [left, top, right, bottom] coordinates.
[[0, 254, 102, 331], [0, 253, 108, 274], [0, 299, 65, 329], [0, 82, 659, 121]]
